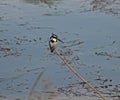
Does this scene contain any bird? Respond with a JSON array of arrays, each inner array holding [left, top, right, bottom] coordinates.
[[49, 33, 63, 52]]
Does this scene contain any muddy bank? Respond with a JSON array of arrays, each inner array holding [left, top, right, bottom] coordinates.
[[0, 0, 120, 100]]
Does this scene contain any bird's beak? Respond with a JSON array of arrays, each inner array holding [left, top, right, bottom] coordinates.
[[58, 38, 64, 43]]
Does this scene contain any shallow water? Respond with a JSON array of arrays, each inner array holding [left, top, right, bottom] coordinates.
[[0, 0, 120, 99]]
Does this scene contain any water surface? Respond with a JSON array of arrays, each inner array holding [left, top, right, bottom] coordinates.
[[0, 0, 120, 99]]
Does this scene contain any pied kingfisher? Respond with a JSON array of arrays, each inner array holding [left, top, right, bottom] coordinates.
[[49, 33, 63, 52]]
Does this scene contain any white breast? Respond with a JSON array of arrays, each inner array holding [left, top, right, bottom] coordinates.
[[52, 38, 57, 42]]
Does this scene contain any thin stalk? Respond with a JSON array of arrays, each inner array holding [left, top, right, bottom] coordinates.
[[54, 50, 106, 100], [28, 70, 45, 100]]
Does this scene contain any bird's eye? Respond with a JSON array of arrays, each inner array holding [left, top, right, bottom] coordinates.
[[52, 34, 57, 37]]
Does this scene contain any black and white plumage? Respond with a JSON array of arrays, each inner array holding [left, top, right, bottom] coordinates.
[[49, 34, 63, 52]]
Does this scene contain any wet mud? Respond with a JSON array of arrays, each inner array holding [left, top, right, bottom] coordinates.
[[0, 0, 120, 100]]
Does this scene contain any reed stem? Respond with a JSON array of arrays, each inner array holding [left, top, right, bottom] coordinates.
[[54, 50, 106, 100]]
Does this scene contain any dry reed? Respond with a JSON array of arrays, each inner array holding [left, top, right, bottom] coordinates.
[[54, 50, 106, 100]]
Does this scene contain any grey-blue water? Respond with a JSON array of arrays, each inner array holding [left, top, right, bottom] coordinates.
[[0, 0, 120, 99]]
